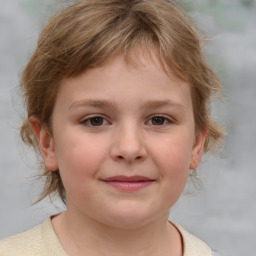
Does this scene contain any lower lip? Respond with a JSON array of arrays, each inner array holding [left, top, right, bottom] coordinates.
[[102, 181, 154, 191]]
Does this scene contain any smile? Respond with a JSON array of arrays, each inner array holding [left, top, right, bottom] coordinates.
[[101, 176, 155, 192]]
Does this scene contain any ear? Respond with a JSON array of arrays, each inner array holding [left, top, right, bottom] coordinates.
[[189, 127, 207, 170], [29, 116, 58, 171]]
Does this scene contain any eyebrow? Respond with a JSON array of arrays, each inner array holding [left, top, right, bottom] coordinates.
[[139, 99, 184, 109], [69, 99, 117, 110], [69, 99, 184, 110]]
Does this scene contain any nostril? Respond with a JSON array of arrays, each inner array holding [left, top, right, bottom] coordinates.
[[116, 155, 143, 161]]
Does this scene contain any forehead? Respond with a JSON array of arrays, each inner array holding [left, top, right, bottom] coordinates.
[[121, 47, 177, 78], [56, 49, 192, 112], [65, 47, 187, 89]]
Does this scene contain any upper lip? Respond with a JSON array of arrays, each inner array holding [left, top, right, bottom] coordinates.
[[101, 175, 155, 182]]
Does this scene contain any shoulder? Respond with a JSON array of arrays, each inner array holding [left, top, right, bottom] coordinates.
[[0, 223, 43, 256], [171, 222, 212, 256], [0, 217, 66, 256]]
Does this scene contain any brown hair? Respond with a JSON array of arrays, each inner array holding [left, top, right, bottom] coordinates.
[[20, 0, 224, 203]]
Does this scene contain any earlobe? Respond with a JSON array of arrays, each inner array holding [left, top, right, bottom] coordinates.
[[29, 116, 58, 171], [189, 128, 207, 170]]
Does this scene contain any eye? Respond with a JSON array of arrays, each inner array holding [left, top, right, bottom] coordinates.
[[82, 116, 109, 126], [148, 116, 171, 126]]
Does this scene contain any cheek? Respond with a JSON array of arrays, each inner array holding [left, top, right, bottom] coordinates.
[[150, 132, 193, 190], [153, 135, 193, 171], [54, 133, 108, 189]]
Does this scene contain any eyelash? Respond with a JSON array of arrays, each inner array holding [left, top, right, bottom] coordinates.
[[81, 116, 110, 127], [146, 115, 173, 126], [80, 115, 173, 127]]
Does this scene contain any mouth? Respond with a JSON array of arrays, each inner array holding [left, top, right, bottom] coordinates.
[[100, 176, 156, 192]]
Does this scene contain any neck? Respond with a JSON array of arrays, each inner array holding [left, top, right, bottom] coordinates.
[[52, 209, 182, 256]]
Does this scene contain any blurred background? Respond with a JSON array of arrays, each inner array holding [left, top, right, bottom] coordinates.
[[0, 0, 255, 255]]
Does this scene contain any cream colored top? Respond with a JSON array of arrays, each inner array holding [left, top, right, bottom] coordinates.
[[0, 217, 212, 256]]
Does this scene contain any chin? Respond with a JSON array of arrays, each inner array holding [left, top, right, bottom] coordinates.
[[101, 205, 161, 229]]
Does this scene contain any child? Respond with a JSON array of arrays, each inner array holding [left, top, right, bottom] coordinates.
[[0, 0, 224, 255]]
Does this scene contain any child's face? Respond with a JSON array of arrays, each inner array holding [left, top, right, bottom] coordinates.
[[36, 50, 206, 228]]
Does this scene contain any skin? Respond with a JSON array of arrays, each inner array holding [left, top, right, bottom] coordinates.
[[30, 50, 206, 256]]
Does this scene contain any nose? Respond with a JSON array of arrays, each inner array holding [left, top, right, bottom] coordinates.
[[110, 123, 147, 163]]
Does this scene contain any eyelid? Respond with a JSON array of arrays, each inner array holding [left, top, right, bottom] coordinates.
[[146, 114, 174, 126], [80, 115, 111, 126]]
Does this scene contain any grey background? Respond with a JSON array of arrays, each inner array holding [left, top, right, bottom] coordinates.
[[0, 0, 255, 255]]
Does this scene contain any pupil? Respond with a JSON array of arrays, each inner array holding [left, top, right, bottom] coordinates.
[[152, 117, 164, 125], [91, 117, 103, 126]]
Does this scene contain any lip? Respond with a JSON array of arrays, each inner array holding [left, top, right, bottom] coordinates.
[[101, 175, 155, 191]]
